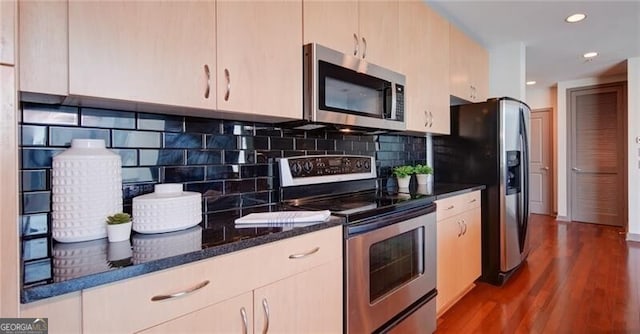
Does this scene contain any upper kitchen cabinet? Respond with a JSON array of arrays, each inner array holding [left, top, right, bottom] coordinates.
[[449, 24, 489, 103], [216, 1, 302, 120], [19, 0, 69, 96], [399, 1, 450, 134], [304, 0, 399, 71], [0, 0, 16, 65], [67, 1, 216, 109]]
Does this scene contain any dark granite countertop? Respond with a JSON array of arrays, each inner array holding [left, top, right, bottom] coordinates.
[[21, 209, 344, 303], [21, 184, 483, 303], [433, 183, 486, 200]]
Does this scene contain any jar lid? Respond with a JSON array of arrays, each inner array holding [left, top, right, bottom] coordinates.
[[71, 139, 106, 149], [154, 183, 183, 194]]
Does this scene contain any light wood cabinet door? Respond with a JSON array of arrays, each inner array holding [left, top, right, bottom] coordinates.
[[139, 292, 253, 334], [303, 0, 398, 71], [399, 1, 450, 134], [436, 191, 482, 315], [449, 24, 488, 103], [0, 0, 16, 65], [68, 1, 216, 109], [216, 0, 302, 120], [459, 207, 482, 287], [253, 259, 343, 334], [399, 1, 430, 133], [358, 0, 399, 71], [19, 0, 68, 96], [303, 0, 359, 56], [424, 7, 451, 134], [436, 214, 461, 314]]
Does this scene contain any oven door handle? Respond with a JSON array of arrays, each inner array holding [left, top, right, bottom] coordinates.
[[288, 246, 320, 259]]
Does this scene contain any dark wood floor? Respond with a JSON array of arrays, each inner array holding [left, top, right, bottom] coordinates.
[[436, 214, 640, 333]]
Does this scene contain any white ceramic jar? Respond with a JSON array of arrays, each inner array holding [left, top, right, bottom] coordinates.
[[51, 139, 123, 243], [132, 183, 202, 234]]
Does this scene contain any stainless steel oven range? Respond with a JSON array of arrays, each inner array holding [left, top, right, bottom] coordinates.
[[279, 155, 437, 334]]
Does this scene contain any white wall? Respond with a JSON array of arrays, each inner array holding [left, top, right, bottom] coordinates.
[[489, 42, 526, 101], [555, 74, 627, 220], [627, 57, 640, 241]]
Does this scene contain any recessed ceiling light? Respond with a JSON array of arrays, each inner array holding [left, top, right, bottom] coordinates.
[[583, 52, 598, 59], [526, 81, 537, 86], [565, 13, 586, 23]]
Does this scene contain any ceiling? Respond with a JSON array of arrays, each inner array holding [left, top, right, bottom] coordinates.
[[427, 0, 640, 89]]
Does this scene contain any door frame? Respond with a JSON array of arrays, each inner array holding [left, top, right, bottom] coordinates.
[[531, 108, 554, 216], [566, 81, 628, 227]]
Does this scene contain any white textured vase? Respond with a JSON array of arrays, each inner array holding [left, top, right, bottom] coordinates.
[[132, 183, 202, 234], [51, 139, 122, 243]]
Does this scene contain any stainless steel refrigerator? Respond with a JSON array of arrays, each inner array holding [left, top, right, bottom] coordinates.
[[433, 97, 531, 285]]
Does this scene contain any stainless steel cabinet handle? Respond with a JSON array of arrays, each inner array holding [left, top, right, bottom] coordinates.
[[353, 33, 359, 56], [424, 110, 429, 127], [288, 246, 320, 259], [361, 37, 367, 59], [240, 307, 248, 334], [542, 166, 550, 171], [261, 298, 270, 334], [429, 111, 434, 127], [462, 219, 467, 235], [469, 199, 477, 203], [572, 167, 582, 172], [446, 205, 454, 210], [457, 221, 462, 237], [204, 64, 210, 99], [150, 280, 210, 301], [224, 68, 231, 101]]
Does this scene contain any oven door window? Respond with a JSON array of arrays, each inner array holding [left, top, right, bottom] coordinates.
[[318, 61, 391, 118], [369, 227, 424, 303]]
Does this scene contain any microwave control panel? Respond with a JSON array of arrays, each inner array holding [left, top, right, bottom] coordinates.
[[287, 156, 372, 178]]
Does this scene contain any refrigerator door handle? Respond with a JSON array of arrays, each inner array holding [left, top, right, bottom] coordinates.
[[519, 108, 530, 253]]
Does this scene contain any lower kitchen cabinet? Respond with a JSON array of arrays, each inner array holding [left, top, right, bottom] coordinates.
[[140, 259, 342, 334], [253, 259, 342, 334], [435, 191, 481, 315], [139, 292, 254, 334], [19, 292, 83, 334], [82, 226, 343, 333]]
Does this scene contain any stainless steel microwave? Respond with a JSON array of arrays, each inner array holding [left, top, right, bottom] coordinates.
[[302, 43, 406, 132]]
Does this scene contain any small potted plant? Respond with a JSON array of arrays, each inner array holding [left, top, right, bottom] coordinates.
[[106, 213, 132, 243], [414, 164, 433, 185], [393, 165, 414, 188]]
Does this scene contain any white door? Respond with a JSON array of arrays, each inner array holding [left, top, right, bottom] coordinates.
[[529, 109, 553, 215]]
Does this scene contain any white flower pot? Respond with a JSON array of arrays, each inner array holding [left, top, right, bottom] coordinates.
[[397, 176, 411, 188], [107, 222, 132, 243], [51, 139, 122, 243], [416, 173, 433, 185]]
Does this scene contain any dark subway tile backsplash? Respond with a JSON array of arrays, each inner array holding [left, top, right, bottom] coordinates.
[[18, 102, 426, 234]]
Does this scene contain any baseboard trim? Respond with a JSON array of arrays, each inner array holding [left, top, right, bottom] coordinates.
[[555, 215, 571, 222], [626, 233, 640, 243]]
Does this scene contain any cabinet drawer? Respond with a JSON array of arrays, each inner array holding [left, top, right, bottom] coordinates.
[[82, 226, 342, 333], [436, 190, 481, 221]]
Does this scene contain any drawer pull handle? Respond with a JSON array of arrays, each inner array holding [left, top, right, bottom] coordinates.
[[262, 298, 270, 334], [457, 221, 462, 237], [224, 68, 231, 101], [462, 219, 468, 235], [469, 199, 477, 203], [288, 246, 320, 259], [240, 307, 248, 334], [150, 280, 210, 301], [446, 205, 455, 210]]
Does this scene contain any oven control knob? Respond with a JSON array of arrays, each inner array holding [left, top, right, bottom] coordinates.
[[364, 160, 371, 169], [303, 161, 313, 172], [291, 162, 302, 175], [355, 160, 363, 169]]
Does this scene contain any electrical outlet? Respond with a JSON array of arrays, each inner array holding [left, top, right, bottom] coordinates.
[[636, 136, 640, 144]]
